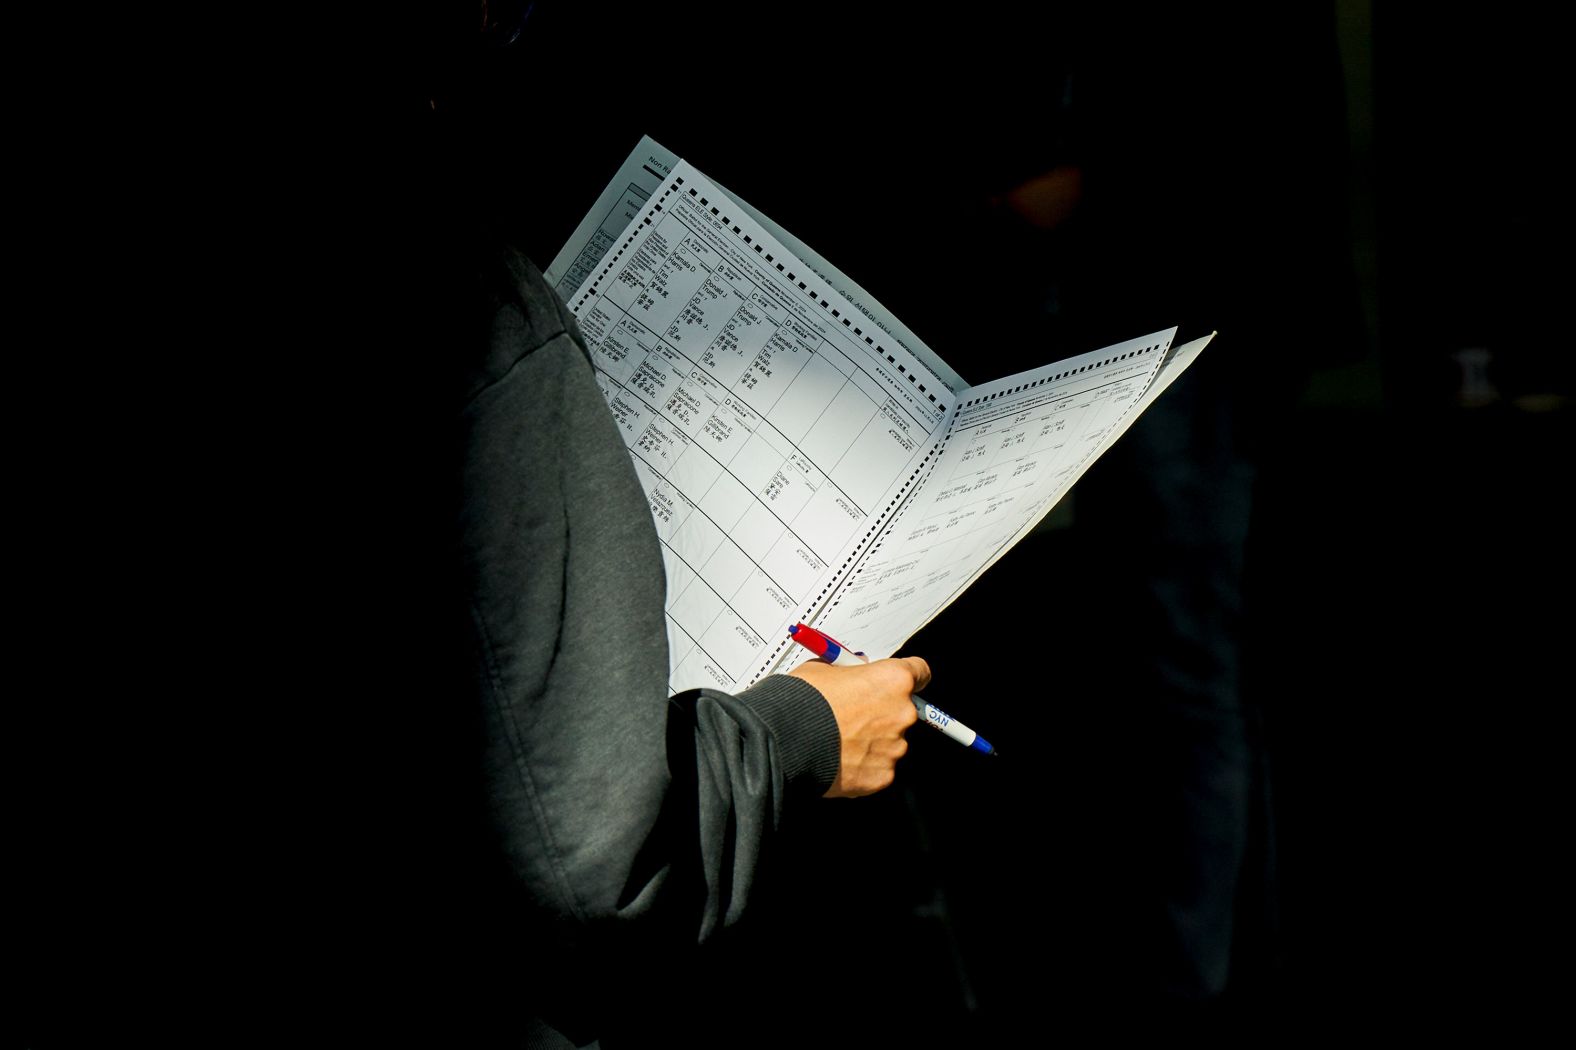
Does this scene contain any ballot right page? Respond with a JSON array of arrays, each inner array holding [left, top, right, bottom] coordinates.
[[774, 331, 1215, 676]]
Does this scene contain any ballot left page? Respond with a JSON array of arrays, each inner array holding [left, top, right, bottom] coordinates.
[[566, 162, 959, 694]]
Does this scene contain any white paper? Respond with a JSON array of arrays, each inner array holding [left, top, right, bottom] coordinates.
[[558, 140, 1202, 693]]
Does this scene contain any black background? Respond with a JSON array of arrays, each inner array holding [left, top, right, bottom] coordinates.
[[18, 3, 1568, 1044]]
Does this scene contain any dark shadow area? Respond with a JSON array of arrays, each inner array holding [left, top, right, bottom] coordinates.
[[19, 3, 1568, 1045]]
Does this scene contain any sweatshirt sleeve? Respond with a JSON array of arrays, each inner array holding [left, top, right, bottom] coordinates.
[[665, 676, 842, 939]]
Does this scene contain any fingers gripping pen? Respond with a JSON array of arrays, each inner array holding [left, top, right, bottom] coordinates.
[[788, 624, 998, 757]]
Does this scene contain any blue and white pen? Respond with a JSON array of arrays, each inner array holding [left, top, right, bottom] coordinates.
[[788, 623, 999, 757]]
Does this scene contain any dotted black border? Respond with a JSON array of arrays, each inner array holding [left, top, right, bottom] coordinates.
[[747, 427, 951, 684], [960, 343, 1163, 407]]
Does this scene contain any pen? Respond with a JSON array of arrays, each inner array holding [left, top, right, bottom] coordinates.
[[788, 624, 998, 757]]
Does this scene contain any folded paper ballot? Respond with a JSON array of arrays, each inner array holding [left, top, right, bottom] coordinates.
[[548, 137, 1211, 694]]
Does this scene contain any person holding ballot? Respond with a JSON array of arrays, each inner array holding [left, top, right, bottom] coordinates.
[[456, 244, 931, 1045]]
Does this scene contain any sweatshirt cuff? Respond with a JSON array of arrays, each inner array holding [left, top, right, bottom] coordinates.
[[736, 674, 841, 796]]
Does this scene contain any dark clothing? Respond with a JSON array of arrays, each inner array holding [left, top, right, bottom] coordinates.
[[460, 249, 842, 1044]]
